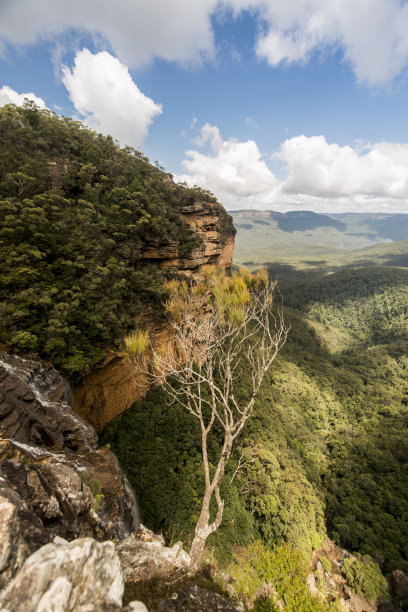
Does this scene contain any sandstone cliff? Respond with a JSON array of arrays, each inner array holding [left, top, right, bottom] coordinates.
[[74, 200, 235, 431]]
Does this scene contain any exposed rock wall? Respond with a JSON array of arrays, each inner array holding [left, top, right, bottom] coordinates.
[[0, 354, 139, 585], [74, 201, 235, 431], [141, 202, 234, 272]]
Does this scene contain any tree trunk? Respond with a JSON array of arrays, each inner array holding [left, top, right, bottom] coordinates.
[[189, 491, 213, 571], [189, 445, 229, 571]]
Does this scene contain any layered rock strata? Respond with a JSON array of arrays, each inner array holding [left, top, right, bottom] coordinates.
[[141, 202, 234, 272]]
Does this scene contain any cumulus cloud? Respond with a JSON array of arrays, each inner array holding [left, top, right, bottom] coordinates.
[[0, 85, 46, 108], [176, 124, 408, 212], [278, 136, 408, 199], [175, 123, 280, 208], [61, 49, 162, 148], [1, 0, 408, 85]]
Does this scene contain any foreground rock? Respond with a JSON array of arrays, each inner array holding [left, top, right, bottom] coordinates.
[[0, 536, 147, 612], [391, 570, 408, 600], [117, 525, 190, 586]]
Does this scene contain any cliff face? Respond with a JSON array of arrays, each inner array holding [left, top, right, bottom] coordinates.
[[141, 202, 234, 272], [74, 201, 235, 431], [0, 351, 139, 564]]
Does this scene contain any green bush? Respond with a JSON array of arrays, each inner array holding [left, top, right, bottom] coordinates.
[[342, 554, 388, 603], [228, 541, 327, 611]]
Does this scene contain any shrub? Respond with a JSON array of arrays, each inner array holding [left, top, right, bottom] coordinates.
[[342, 554, 388, 603]]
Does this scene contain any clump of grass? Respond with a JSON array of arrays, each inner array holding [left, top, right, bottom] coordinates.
[[118, 330, 149, 359]]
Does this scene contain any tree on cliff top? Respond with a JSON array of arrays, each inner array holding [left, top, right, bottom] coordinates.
[[124, 266, 289, 570]]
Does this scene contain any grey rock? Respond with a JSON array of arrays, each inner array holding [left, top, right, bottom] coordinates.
[[0, 353, 140, 585], [0, 352, 97, 452], [123, 603, 149, 612], [0, 536, 124, 612], [117, 526, 190, 585], [0, 495, 29, 587], [391, 570, 408, 600]]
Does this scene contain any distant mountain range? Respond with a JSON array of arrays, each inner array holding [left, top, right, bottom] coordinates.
[[228, 209, 408, 264], [230, 210, 408, 241]]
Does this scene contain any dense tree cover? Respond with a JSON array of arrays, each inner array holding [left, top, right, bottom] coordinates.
[[285, 266, 408, 347], [341, 554, 389, 603], [0, 102, 234, 379], [102, 264, 408, 588]]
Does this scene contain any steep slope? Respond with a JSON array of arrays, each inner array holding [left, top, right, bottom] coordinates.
[[102, 268, 408, 583]]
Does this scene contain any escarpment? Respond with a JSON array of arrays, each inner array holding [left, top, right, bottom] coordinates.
[[74, 200, 235, 431]]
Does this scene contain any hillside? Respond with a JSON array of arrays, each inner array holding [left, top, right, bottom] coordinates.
[[0, 102, 235, 382]]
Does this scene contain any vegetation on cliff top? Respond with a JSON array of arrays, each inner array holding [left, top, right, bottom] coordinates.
[[0, 102, 234, 380]]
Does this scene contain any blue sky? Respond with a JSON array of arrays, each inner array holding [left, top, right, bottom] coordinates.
[[1, 1, 408, 213]]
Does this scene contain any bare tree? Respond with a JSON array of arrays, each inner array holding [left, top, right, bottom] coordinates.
[[129, 267, 289, 571]]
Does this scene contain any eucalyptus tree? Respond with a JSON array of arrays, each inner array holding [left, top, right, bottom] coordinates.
[[125, 266, 288, 570]]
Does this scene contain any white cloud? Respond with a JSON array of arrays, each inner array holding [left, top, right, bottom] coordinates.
[[2, 0, 408, 85], [0, 0, 218, 67], [279, 136, 408, 199], [252, 0, 408, 86], [175, 123, 280, 208], [176, 124, 408, 213], [0, 85, 46, 108], [61, 49, 162, 148]]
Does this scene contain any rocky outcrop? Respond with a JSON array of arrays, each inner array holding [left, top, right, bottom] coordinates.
[[74, 202, 235, 431], [141, 202, 234, 273], [117, 526, 190, 586], [391, 570, 408, 600], [0, 495, 29, 588], [0, 436, 138, 574], [0, 354, 139, 587], [0, 351, 97, 452], [0, 535, 147, 612], [74, 318, 172, 430], [309, 540, 388, 612]]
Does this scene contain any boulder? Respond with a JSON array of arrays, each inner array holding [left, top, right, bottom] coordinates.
[[123, 604, 149, 612], [117, 526, 190, 585], [391, 570, 408, 600], [0, 536, 124, 612], [0, 495, 29, 587]]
